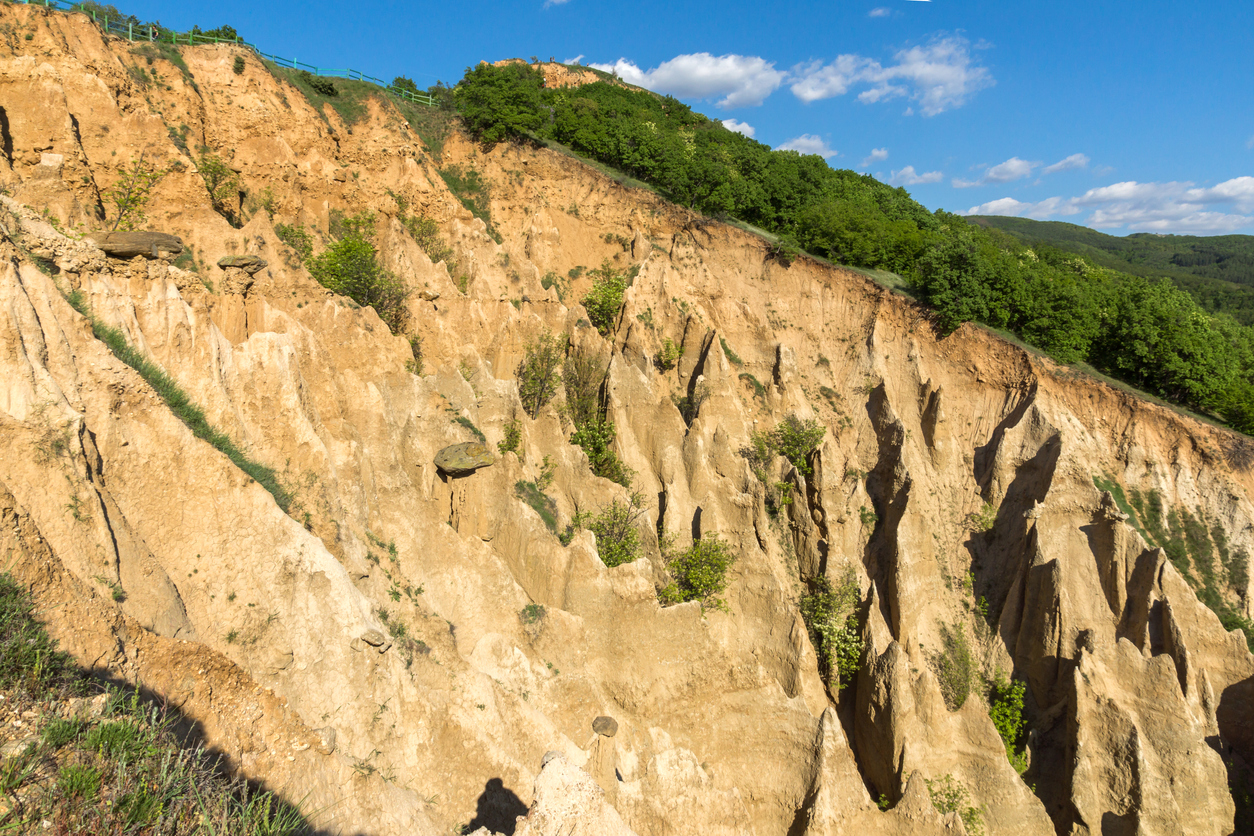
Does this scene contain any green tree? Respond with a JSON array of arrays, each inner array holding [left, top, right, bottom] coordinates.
[[453, 62, 545, 146]]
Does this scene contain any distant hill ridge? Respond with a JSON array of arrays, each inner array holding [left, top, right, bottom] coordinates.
[[969, 215, 1254, 323]]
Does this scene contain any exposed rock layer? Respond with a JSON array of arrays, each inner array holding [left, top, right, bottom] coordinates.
[[0, 6, 1252, 835]]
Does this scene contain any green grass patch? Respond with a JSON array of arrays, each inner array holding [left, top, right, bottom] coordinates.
[[0, 572, 315, 831], [515, 480, 558, 534]]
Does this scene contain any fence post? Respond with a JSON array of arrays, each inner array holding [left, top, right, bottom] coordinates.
[[127, 22, 131, 40]]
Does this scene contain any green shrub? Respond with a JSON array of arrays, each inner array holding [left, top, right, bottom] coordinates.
[[299, 70, 337, 96], [988, 674, 1028, 772], [719, 336, 743, 366], [931, 622, 974, 710], [799, 569, 863, 688], [41, 718, 83, 748], [926, 775, 984, 836], [656, 337, 683, 371], [274, 222, 313, 263], [659, 534, 737, 613], [232, 55, 245, 75], [585, 492, 647, 567], [517, 330, 565, 418], [520, 603, 546, 625], [969, 502, 997, 532], [85, 720, 148, 759], [570, 418, 632, 487], [582, 261, 628, 337], [771, 414, 826, 475], [499, 418, 521, 455], [673, 382, 709, 427], [307, 211, 410, 333]]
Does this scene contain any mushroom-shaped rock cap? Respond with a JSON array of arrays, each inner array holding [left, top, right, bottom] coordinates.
[[435, 442, 495, 475], [217, 255, 269, 275]]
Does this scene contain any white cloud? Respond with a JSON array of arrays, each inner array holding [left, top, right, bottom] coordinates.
[[957, 177, 1254, 233], [777, 135, 837, 159], [1042, 153, 1089, 175], [1247, 135, 1254, 150], [543, 0, 571, 7], [1185, 176, 1254, 212], [790, 35, 994, 116], [953, 156, 1038, 188], [564, 54, 585, 65], [890, 165, 943, 186], [861, 147, 889, 168], [869, 7, 892, 17], [590, 53, 785, 108], [722, 118, 756, 138]]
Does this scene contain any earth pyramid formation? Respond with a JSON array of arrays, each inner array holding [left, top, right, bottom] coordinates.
[[1, 5, 1253, 834]]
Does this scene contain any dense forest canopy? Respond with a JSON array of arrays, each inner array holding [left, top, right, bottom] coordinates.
[[446, 62, 1254, 435]]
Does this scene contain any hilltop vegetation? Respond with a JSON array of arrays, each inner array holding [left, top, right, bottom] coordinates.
[[969, 216, 1254, 325], [450, 61, 1254, 435]]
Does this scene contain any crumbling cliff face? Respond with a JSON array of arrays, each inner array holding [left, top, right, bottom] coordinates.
[[1, 5, 1253, 835]]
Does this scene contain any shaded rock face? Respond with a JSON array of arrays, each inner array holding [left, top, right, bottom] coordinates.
[[435, 442, 496, 475], [1, 7, 1253, 836], [90, 231, 184, 259]]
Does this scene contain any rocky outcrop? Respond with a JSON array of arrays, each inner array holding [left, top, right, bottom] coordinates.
[[90, 231, 184, 259]]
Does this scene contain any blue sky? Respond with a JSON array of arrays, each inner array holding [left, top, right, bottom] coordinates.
[[119, 0, 1254, 235]]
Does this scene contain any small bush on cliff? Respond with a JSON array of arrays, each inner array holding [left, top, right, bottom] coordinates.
[[659, 535, 737, 613], [988, 673, 1029, 773], [562, 346, 606, 428], [197, 151, 241, 226], [517, 330, 565, 418], [568, 491, 648, 567], [570, 418, 632, 487], [926, 775, 984, 836], [275, 223, 313, 264], [744, 415, 826, 479], [582, 261, 629, 337], [103, 153, 166, 232], [799, 568, 863, 690], [307, 211, 409, 333], [931, 622, 974, 710]]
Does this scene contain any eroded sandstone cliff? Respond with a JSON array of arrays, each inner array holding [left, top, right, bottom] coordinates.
[[1, 5, 1253, 834]]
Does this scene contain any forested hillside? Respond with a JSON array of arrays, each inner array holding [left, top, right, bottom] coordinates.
[[445, 61, 1254, 435], [969, 216, 1254, 325]]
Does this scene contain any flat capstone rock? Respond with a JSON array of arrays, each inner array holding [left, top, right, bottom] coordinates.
[[435, 442, 495, 475], [217, 255, 268, 274], [91, 231, 184, 260]]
